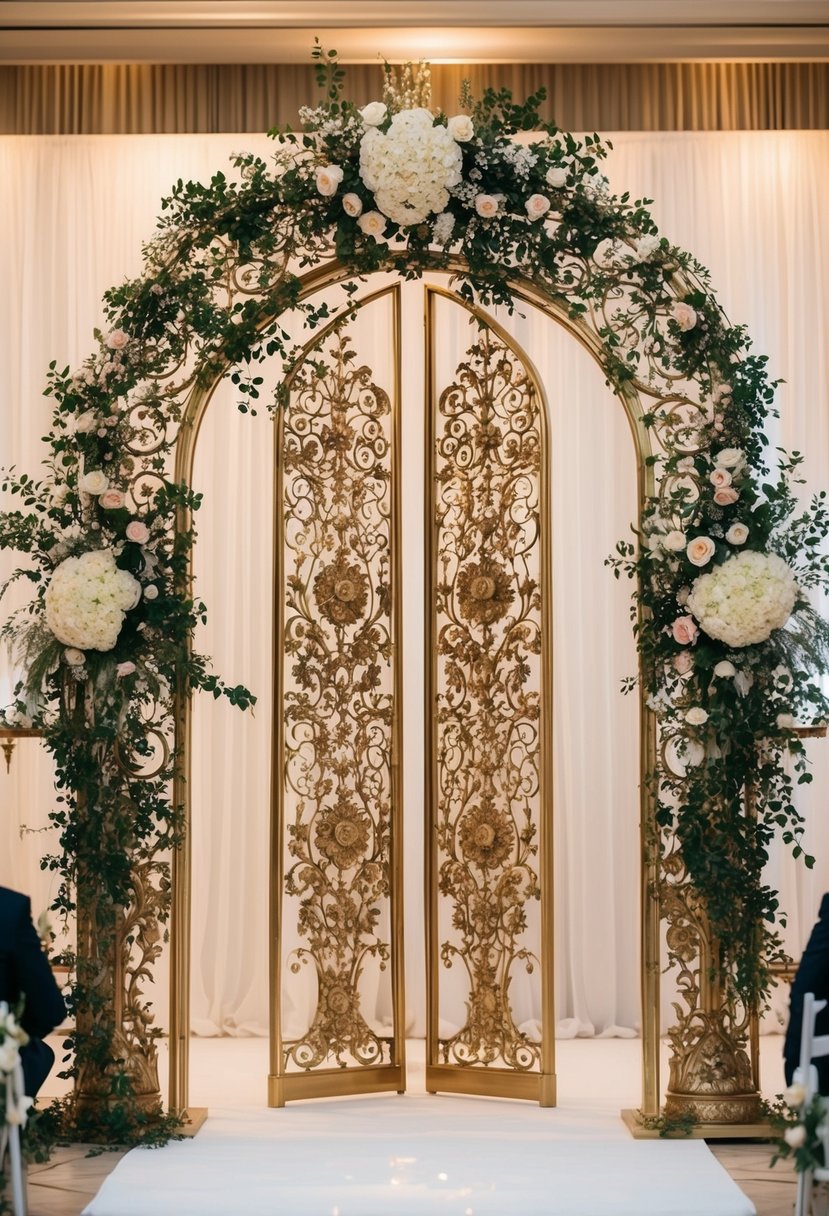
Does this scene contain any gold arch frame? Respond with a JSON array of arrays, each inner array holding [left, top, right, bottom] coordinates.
[[169, 257, 656, 1117]]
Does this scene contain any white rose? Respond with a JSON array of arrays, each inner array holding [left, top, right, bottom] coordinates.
[[49, 483, 70, 506], [475, 193, 500, 218], [315, 165, 344, 197], [725, 522, 749, 545], [634, 233, 660, 261], [143, 584, 159, 601], [686, 536, 716, 567], [63, 648, 86, 667], [73, 410, 98, 434], [359, 101, 387, 127], [0, 1040, 19, 1073], [80, 469, 109, 496], [672, 301, 697, 332], [785, 1083, 807, 1108], [784, 1124, 807, 1149], [715, 447, 744, 470], [447, 114, 474, 142], [546, 166, 568, 189], [357, 210, 387, 240], [342, 192, 363, 217], [525, 193, 551, 221], [713, 660, 737, 678], [663, 530, 687, 552], [685, 707, 709, 726]]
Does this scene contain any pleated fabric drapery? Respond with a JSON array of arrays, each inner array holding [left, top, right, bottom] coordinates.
[[1, 131, 828, 1048], [1, 62, 828, 135]]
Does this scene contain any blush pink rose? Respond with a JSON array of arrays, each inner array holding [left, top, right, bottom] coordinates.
[[475, 194, 500, 218], [99, 489, 126, 510], [116, 661, 136, 678], [105, 328, 130, 350], [671, 302, 697, 331], [713, 486, 739, 506], [709, 468, 732, 489], [525, 193, 551, 221], [671, 616, 699, 646], [126, 520, 150, 544]]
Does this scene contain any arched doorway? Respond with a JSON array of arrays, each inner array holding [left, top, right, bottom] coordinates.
[[173, 266, 646, 1113]]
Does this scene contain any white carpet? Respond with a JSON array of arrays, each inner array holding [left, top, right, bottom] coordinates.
[[83, 1092, 755, 1216]]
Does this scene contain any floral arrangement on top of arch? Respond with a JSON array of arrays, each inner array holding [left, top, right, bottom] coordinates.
[[1, 48, 829, 1134]]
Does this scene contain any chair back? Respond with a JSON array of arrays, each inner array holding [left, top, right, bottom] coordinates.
[[2, 1063, 28, 1216]]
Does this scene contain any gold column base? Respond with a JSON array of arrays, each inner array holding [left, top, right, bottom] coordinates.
[[621, 1108, 772, 1140], [426, 1065, 556, 1107], [664, 1091, 763, 1125], [268, 1064, 406, 1107], [177, 1107, 208, 1137]]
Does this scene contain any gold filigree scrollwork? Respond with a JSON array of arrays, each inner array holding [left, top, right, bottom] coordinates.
[[429, 303, 551, 1096], [275, 315, 402, 1093]]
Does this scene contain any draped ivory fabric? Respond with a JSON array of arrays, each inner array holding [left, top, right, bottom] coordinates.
[[0, 132, 828, 1051], [1, 63, 828, 136]]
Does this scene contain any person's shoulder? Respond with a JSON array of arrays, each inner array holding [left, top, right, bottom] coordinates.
[[0, 886, 30, 925]]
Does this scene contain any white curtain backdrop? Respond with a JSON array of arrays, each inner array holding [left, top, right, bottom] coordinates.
[[1, 131, 828, 1055]]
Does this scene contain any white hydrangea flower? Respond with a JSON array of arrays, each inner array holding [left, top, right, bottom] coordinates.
[[45, 549, 142, 651], [359, 108, 463, 227], [687, 550, 798, 647]]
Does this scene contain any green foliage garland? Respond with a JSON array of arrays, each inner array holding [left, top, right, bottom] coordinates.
[[0, 50, 827, 1138]]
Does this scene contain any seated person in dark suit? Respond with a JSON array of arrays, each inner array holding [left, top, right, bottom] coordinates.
[[784, 893, 829, 1093], [0, 885, 67, 1098]]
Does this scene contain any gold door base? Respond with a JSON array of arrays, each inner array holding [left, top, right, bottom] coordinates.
[[269, 1063, 406, 1107], [426, 1064, 556, 1107]]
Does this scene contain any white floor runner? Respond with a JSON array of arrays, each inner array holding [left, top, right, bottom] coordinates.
[[83, 1094, 755, 1216]]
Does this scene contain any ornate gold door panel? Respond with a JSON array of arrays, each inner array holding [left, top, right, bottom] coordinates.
[[269, 287, 405, 1105], [425, 287, 555, 1105]]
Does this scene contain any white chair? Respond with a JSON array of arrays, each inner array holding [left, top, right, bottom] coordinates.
[[0, 1059, 28, 1216], [794, 992, 829, 1216]]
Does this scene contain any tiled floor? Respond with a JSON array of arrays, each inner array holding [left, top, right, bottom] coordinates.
[[15, 1035, 801, 1216]]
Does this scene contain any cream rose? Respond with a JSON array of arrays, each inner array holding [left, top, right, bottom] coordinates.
[[525, 193, 551, 221], [447, 114, 474, 142], [63, 647, 86, 667], [545, 166, 568, 189], [713, 660, 737, 678], [672, 301, 697, 332], [685, 707, 709, 726], [80, 469, 109, 496], [784, 1125, 807, 1149], [357, 210, 387, 240], [315, 165, 344, 197], [686, 536, 716, 567], [714, 486, 739, 507], [475, 193, 500, 218], [342, 192, 363, 218], [143, 584, 159, 601], [715, 447, 744, 469], [663, 530, 687, 552], [105, 328, 129, 351], [725, 523, 749, 545], [359, 101, 387, 127]]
